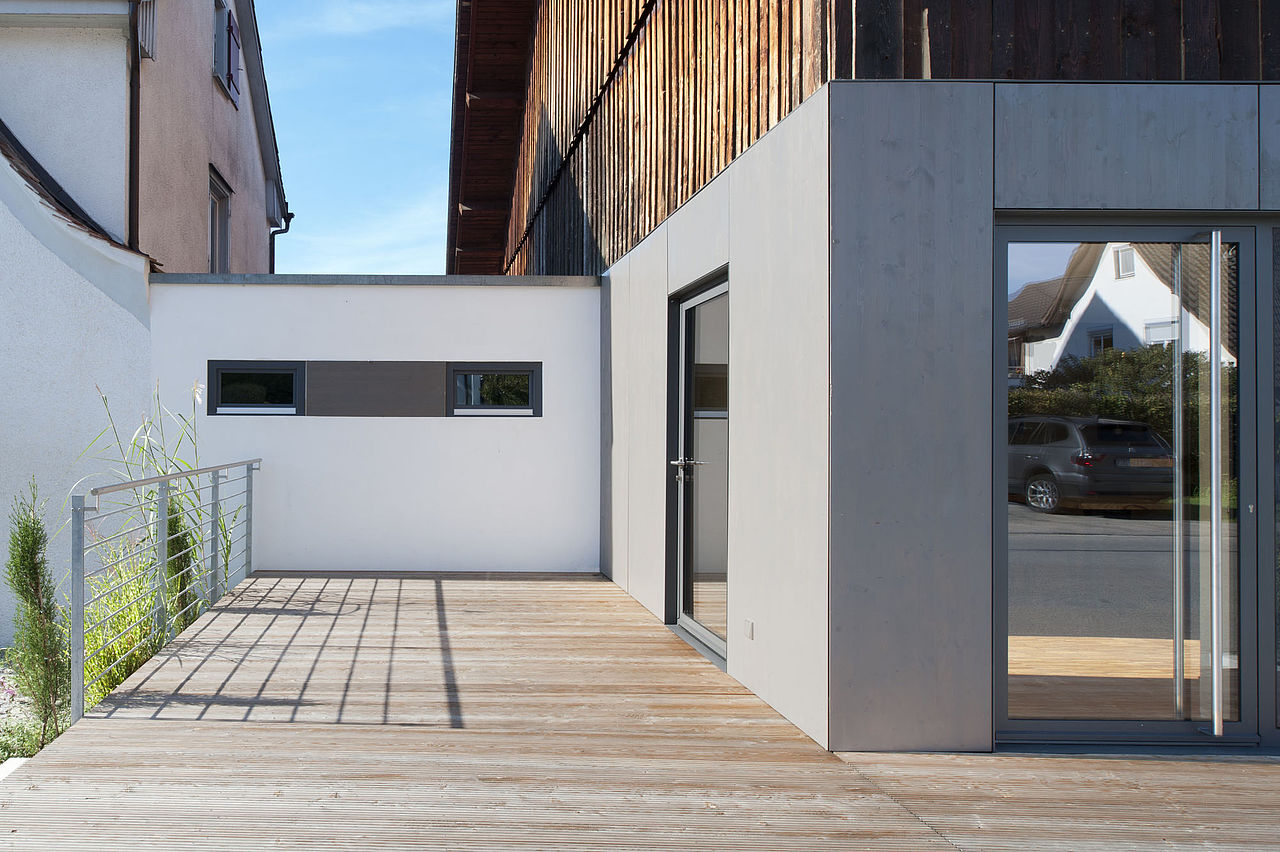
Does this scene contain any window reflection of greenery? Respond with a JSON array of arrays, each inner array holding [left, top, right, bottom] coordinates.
[[1010, 344, 1238, 501], [477, 374, 530, 407]]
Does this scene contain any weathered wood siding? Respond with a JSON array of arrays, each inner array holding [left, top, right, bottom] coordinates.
[[885, 0, 1280, 81], [504, 0, 837, 275], [484, 1, 1277, 276]]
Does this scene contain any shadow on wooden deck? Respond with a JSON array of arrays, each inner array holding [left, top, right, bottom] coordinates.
[[0, 572, 1276, 850]]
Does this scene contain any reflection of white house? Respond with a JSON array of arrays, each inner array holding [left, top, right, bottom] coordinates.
[[1008, 242, 1237, 383]]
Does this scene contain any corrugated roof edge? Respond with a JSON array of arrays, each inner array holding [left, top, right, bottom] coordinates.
[[150, 273, 601, 287]]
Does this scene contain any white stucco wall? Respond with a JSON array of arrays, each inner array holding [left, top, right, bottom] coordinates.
[[604, 89, 832, 748], [0, 192, 150, 647], [0, 24, 129, 241], [149, 280, 601, 574]]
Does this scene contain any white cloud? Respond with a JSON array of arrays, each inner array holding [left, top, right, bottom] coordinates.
[[275, 188, 449, 276], [266, 0, 455, 40]]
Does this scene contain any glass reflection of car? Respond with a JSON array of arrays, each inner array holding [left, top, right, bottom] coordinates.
[[1008, 416, 1175, 513]]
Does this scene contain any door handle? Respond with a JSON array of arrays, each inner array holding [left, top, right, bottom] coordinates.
[[669, 458, 707, 483]]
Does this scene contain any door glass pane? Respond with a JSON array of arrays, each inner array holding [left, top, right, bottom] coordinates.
[[684, 292, 729, 641], [1006, 240, 1239, 722], [1274, 228, 1280, 728]]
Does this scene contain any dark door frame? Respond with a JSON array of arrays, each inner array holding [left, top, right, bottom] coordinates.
[[993, 221, 1272, 747], [665, 267, 730, 663]]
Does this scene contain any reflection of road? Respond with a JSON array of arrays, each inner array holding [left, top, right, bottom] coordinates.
[[1008, 503, 1237, 640]]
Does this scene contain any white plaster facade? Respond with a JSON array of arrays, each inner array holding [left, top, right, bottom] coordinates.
[[149, 279, 601, 575], [0, 20, 130, 240], [0, 155, 150, 646]]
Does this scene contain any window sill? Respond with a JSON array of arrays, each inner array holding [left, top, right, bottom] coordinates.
[[450, 408, 537, 417], [214, 407, 297, 416]]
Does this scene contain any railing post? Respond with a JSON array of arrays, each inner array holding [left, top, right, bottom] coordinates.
[[208, 470, 221, 603], [70, 496, 85, 724], [243, 463, 254, 580], [155, 481, 169, 642]]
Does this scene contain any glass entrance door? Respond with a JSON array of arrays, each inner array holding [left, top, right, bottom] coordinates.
[[999, 230, 1255, 740], [672, 282, 729, 656]]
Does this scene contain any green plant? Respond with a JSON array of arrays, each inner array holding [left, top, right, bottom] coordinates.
[[165, 512, 198, 633], [4, 480, 68, 749], [84, 383, 214, 630], [215, 503, 243, 600], [0, 714, 41, 760], [82, 539, 159, 710]]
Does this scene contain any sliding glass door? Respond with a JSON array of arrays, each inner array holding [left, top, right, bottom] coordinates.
[[998, 227, 1256, 741]]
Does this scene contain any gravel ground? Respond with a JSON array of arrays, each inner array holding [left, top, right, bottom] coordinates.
[[0, 662, 32, 725]]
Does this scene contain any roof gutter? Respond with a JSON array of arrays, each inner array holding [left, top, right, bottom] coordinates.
[[268, 210, 293, 273]]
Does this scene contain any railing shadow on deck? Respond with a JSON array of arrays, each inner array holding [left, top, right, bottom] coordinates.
[[92, 572, 498, 730]]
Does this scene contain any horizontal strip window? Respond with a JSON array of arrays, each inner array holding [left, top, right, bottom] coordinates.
[[208, 361, 305, 416], [447, 362, 542, 417]]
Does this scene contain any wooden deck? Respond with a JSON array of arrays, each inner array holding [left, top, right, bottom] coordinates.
[[1, 573, 1278, 850]]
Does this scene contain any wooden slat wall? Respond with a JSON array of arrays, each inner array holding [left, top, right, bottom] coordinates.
[[493, 1, 1278, 277], [504, 0, 832, 276], [893, 0, 1280, 81]]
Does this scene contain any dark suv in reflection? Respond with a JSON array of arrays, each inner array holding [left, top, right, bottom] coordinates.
[[1008, 416, 1174, 512]]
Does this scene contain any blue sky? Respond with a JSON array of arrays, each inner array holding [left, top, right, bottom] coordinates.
[[256, 1, 456, 275], [1007, 243, 1080, 296]]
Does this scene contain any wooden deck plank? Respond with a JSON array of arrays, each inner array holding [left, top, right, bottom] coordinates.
[[0, 574, 1277, 849]]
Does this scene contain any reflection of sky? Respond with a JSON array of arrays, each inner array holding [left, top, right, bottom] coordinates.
[[1007, 243, 1082, 297]]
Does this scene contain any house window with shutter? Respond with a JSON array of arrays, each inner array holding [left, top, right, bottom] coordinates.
[[209, 167, 231, 273], [213, 0, 241, 106]]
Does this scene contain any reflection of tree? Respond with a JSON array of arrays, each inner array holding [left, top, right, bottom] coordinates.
[[479, 374, 530, 406], [1010, 344, 1238, 492]]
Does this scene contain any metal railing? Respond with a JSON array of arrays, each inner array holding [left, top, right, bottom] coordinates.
[[69, 459, 260, 722]]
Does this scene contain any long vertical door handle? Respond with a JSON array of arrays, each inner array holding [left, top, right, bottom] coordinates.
[[1209, 229, 1224, 737], [1172, 243, 1185, 719]]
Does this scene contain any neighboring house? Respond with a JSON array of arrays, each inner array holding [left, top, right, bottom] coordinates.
[[1009, 242, 1238, 382], [0, 0, 288, 645], [444, 3, 1280, 752]]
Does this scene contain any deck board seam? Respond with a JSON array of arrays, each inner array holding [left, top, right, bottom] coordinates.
[[841, 759, 972, 852]]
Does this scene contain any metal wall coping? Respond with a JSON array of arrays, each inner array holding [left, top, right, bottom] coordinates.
[[150, 273, 601, 287]]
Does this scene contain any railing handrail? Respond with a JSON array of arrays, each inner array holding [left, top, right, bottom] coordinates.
[[89, 459, 262, 498]]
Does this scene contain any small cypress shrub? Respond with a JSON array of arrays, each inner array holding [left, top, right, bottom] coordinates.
[[4, 480, 68, 748]]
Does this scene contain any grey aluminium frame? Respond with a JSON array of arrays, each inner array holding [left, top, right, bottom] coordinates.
[[445, 362, 543, 417], [208, 360, 306, 416], [993, 222, 1264, 746], [670, 275, 730, 661]]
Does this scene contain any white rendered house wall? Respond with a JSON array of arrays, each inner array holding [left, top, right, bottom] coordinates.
[[0, 19, 129, 240], [149, 279, 601, 574], [0, 175, 150, 647]]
